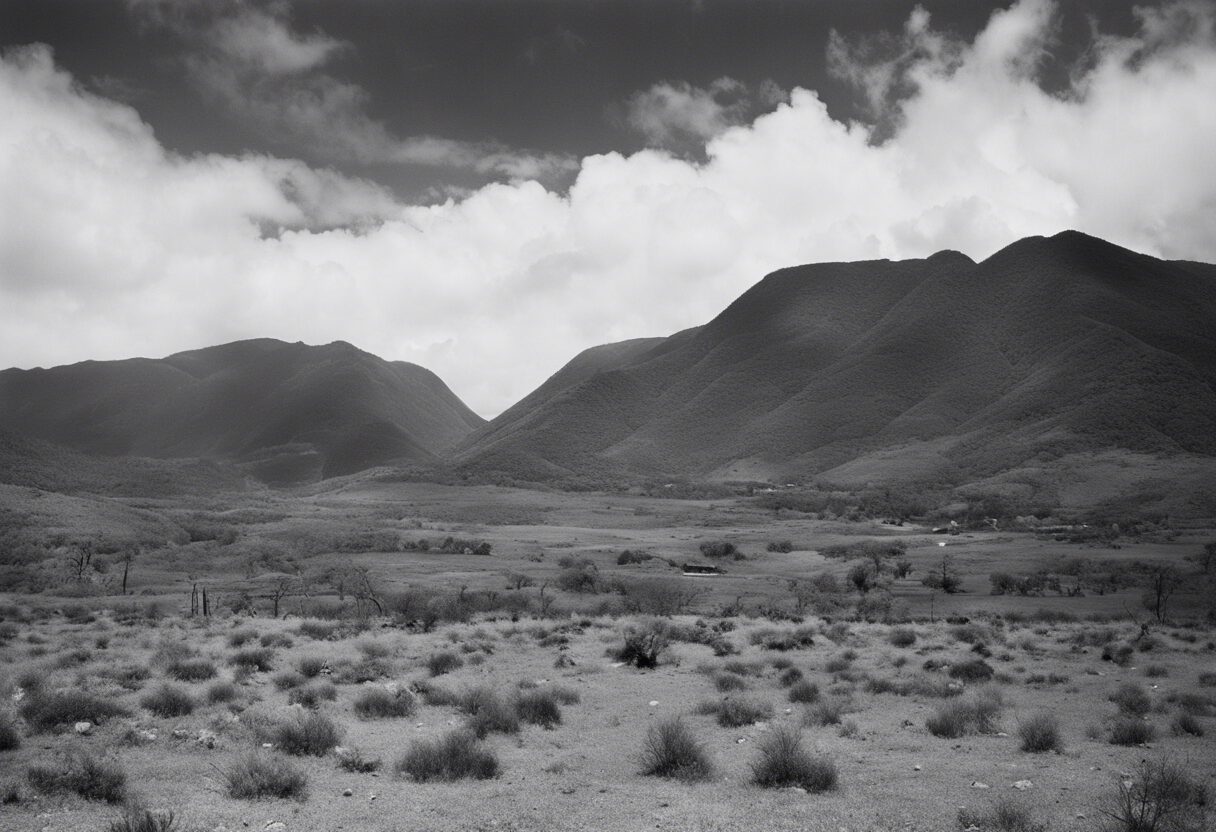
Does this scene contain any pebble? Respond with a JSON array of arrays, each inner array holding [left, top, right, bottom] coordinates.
[[264, 823, 285, 832], [913, 765, 922, 771], [342, 789, 353, 797], [648, 700, 659, 707], [1012, 780, 1034, 790], [970, 781, 990, 789], [74, 721, 92, 735]]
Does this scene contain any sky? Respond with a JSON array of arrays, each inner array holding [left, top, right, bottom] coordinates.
[[1, 0, 1215, 417]]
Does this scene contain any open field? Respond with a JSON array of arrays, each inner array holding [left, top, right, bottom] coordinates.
[[2, 478, 1214, 831]]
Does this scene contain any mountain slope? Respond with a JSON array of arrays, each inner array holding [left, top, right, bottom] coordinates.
[[455, 232, 1216, 485], [0, 339, 484, 484]]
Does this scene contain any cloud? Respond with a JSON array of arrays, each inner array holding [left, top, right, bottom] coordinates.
[[3, 1, 1216, 418], [130, 0, 576, 182], [623, 77, 788, 151]]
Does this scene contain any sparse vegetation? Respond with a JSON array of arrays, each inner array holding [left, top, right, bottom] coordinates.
[[27, 750, 126, 803], [640, 718, 712, 781], [353, 687, 416, 719], [1018, 713, 1063, 752], [426, 650, 464, 676], [224, 752, 307, 799], [396, 729, 499, 782], [140, 684, 194, 717], [272, 712, 343, 756], [750, 726, 837, 792]]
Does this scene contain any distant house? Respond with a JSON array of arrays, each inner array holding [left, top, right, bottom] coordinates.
[[682, 562, 724, 576]]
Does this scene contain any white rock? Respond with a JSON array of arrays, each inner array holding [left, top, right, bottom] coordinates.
[[264, 823, 285, 831], [74, 721, 93, 735], [648, 700, 659, 707], [971, 781, 990, 789], [1012, 780, 1034, 790]]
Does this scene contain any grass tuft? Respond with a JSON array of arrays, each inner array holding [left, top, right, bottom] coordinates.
[[395, 729, 499, 782], [640, 718, 713, 781], [750, 726, 837, 792]]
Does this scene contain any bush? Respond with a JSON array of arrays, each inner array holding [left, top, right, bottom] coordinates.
[[227, 628, 258, 648], [0, 715, 19, 751], [27, 750, 126, 802], [1171, 713, 1204, 737], [611, 625, 667, 669], [396, 729, 499, 782], [699, 541, 739, 559], [288, 682, 337, 709], [640, 718, 712, 781], [297, 657, 326, 678], [223, 752, 307, 799], [166, 659, 216, 682], [335, 746, 382, 773], [714, 673, 748, 692], [805, 697, 849, 727], [229, 648, 274, 672], [706, 697, 772, 728], [462, 688, 520, 738], [140, 684, 194, 718], [1099, 758, 1207, 832], [515, 689, 563, 728], [949, 659, 995, 683], [272, 712, 342, 756], [766, 540, 794, 553], [750, 727, 837, 792], [105, 808, 179, 832], [426, 651, 464, 677], [788, 681, 820, 704], [1107, 717, 1155, 746], [354, 688, 416, 719], [957, 798, 1045, 832], [1018, 713, 1062, 753], [20, 689, 130, 732], [926, 691, 1003, 738], [1110, 683, 1151, 717], [889, 627, 917, 648], [206, 681, 238, 704], [272, 671, 305, 691]]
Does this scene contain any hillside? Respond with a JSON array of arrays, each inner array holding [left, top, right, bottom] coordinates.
[[0, 339, 485, 484], [455, 231, 1216, 493]]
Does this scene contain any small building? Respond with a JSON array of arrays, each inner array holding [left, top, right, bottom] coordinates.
[[682, 562, 724, 576]]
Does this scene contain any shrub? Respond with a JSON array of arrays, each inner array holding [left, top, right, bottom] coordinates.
[[779, 667, 804, 687], [699, 541, 738, 559], [767, 540, 794, 553], [1018, 713, 1062, 753], [413, 679, 461, 707], [805, 697, 848, 727], [20, 689, 130, 732], [957, 798, 1045, 832], [714, 673, 748, 692], [229, 648, 274, 672], [1099, 758, 1207, 832], [166, 659, 216, 682], [27, 750, 126, 802], [949, 659, 995, 683], [1171, 713, 1204, 737], [105, 808, 179, 832], [611, 626, 667, 669], [272, 712, 342, 756], [889, 627, 917, 648], [297, 657, 326, 678], [295, 620, 340, 640], [206, 681, 238, 704], [426, 651, 464, 677], [0, 715, 19, 751], [396, 729, 499, 782], [788, 681, 820, 704], [463, 689, 521, 738], [141, 684, 194, 718], [288, 682, 337, 709], [750, 727, 837, 792], [227, 628, 258, 648], [1110, 683, 1151, 717], [224, 752, 307, 799], [640, 718, 712, 781], [709, 697, 772, 728], [354, 687, 416, 719], [1107, 717, 1155, 746], [515, 689, 563, 728], [335, 746, 382, 773], [926, 690, 1003, 738]]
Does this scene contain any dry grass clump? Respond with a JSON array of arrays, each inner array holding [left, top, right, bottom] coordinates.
[[926, 689, 1003, 738], [788, 680, 821, 704], [714, 672, 749, 692], [1110, 683, 1152, 717], [1017, 713, 1063, 753], [296, 657, 326, 678], [105, 807, 179, 832], [750, 726, 837, 792], [20, 689, 130, 732], [426, 651, 464, 677], [165, 658, 216, 682], [27, 749, 126, 803], [696, 696, 773, 728], [778, 666, 804, 687], [460, 687, 521, 738], [412, 679, 462, 707], [610, 625, 668, 669], [515, 689, 564, 728], [395, 729, 499, 782], [948, 659, 995, 682], [0, 714, 20, 751], [353, 687, 416, 719], [140, 684, 194, 718], [223, 752, 307, 799], [101, 664, 152, 691], [335, 746, 382, 773], [1170, 713, 1204, 737], [295, 620, 340, 641], [226, 628, 259, 648], [640, 718, 713, 781], [272, 712, 343, 756], [957, 798, 1045, 832], [206, 680, 238, 704], [889, 627, 917, 648], [228, 648, 274, 672], [288, 682, 337, 709], [1107, 717, 1155, 746], [804, 696, 852, 727], [272, 671, 305, 691]]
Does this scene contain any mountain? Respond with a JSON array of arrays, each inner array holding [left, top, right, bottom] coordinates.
[[0, 339, 484, 484], [454, 231, 1216, 490]]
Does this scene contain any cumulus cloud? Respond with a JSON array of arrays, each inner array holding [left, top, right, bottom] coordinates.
[[131, 0, 576, 181], [3, 1, 1216, 417], [624, 77, 788, 151]]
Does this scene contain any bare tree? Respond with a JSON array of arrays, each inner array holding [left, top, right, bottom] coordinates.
[[1141, 564, 1183, 623], [117, 545, 139, 595], [266, 575, 298, 618], [64, 541, 96, 582]]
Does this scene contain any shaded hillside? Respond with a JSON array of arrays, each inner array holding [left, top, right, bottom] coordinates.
[[0, 339, 484, 484], [455, 232, 1216, 486]]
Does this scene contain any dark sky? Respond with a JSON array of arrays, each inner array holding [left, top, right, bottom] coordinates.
[[0, 0, 1146, 199]]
